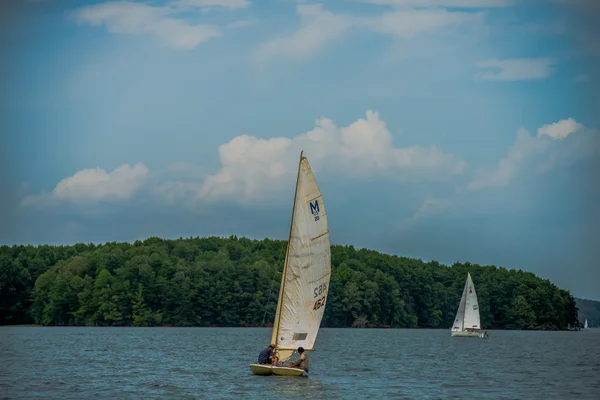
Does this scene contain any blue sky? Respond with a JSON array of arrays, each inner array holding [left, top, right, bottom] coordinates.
[[2, 0, 599, 300]]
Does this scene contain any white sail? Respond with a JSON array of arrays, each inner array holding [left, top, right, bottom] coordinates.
[[270, 153, 331, 363], [463, 272, 481, 330], [451, 272, 481, 332], [584, 319, 588, 329], [451, 279, 468, 331]]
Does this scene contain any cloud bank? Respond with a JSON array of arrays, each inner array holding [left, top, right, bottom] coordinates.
[[70, 0, 251, 50], [22, 111, 466, 207], [21, 114, 597, 214]]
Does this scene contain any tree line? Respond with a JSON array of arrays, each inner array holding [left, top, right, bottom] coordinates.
[[0, 236, 579, 329]]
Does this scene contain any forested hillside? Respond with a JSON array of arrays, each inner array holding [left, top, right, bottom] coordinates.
[[0, 236, 579, 329]]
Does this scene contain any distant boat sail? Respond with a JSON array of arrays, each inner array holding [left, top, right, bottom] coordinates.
[[451, 272, 488, 338], [584, 319, 588, 329], [250, 151, 331, 376]]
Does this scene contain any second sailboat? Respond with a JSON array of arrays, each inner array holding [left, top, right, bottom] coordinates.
[[451, 272, 488, 338]]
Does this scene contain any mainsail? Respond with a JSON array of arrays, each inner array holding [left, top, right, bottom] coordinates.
[[270, 152, 331, 363], [451, 272, 481, 331], [584, 319, 588, 329]]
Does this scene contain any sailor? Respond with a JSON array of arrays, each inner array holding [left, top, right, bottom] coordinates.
[[257, 344, 278, 365], [288, 347, 309, 373]]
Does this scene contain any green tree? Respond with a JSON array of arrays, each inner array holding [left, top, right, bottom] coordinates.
[[507, 295, 537, 330]]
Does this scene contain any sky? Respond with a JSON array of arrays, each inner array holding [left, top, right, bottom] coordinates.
[[1, 0, 599, 300]]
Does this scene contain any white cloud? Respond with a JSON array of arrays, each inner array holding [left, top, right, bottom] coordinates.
[[468, 118, 595, 190], [159, 110, 466, 203], [255, 4, 352, 62], [70, 1, 243, 50], [365, 8, 483, 38], [474, 58, 557, 81], [537, 118, 584, 140], [21, 163, 149, 207], [359, 0, 513, 7]]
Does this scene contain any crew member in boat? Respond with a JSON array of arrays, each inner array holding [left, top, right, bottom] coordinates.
[[288, 347, 309, 373], [257, 344, 279, 365]]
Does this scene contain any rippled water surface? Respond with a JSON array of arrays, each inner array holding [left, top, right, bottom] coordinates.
[[1, 327, 599, 399]]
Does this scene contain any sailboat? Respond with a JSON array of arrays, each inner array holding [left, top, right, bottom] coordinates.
[[450, 272, 488, 338], [584, 319, 588, 329], [249, 151, 331, 376]]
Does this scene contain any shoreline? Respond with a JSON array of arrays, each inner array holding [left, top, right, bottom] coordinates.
[[0, 325, 571, 331]]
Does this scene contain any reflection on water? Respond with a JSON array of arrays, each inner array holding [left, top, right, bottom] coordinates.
[[1, 327, 599, 399]]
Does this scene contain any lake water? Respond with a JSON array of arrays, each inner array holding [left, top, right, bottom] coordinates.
[[1, 327, 599, 399]]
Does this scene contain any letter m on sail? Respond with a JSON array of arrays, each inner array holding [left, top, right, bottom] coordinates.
[[309, 200, 320, 215], [309, 200, 320, 221]]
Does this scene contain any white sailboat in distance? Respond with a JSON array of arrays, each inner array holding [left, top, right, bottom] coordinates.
[[584, 319, 588, 329], [250, 151, 331, 376], [451, 272, 488, 338]]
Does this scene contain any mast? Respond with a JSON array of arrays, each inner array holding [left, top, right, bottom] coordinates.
[[462, 272, 471, 331], [270, 150, 304, 347], [462, 273, 469, 330]]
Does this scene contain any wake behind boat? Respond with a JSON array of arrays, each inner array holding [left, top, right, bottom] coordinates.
[[451, 272, 488, 338], [249, 151, 331, 376]]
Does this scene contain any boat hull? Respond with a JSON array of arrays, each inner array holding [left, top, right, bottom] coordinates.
[[451, 330, 488, 338], [272, 366, 307, 376], [249, 365, 307, 376], [249, 364, 274, 375]]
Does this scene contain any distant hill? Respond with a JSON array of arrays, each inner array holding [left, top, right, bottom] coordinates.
[[575, 298, 600, 327]]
